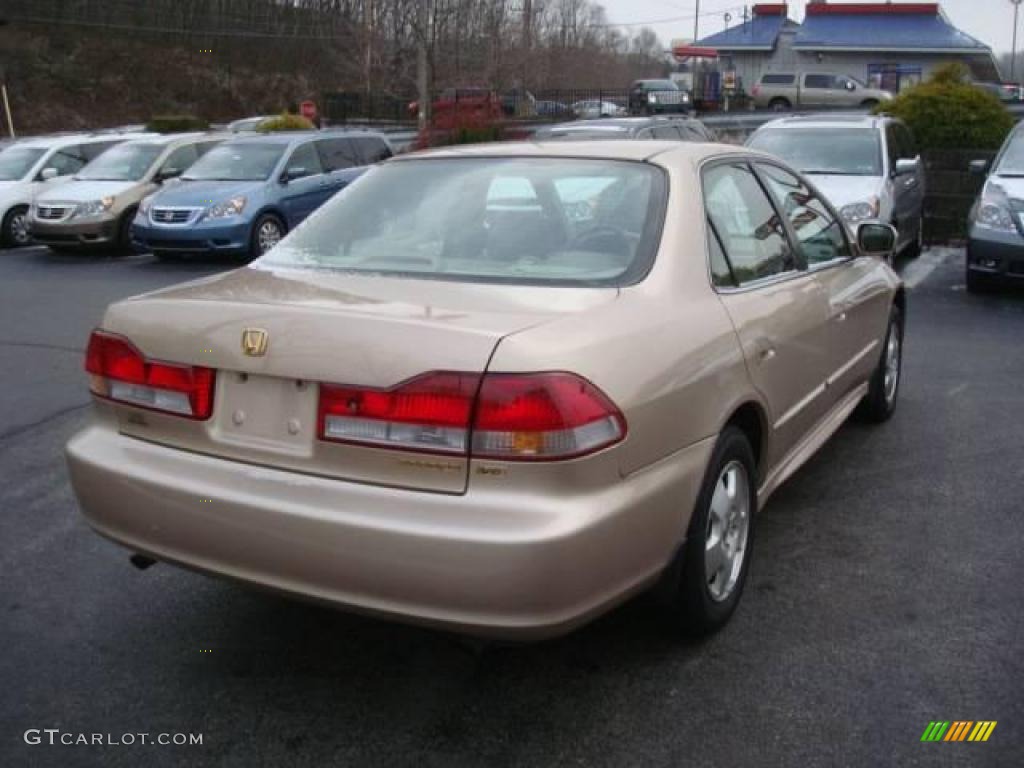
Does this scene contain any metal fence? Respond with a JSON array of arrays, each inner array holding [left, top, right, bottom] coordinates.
[[921, 149, 994, 244]]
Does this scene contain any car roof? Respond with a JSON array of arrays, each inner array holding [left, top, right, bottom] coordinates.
[[118, 132, 217, 148], [756, 114, 889, 130], [398, 140, 726, 164], [10, 133, 136, 150], [221, 131, 322, 146], [542, 117, 701, 131]]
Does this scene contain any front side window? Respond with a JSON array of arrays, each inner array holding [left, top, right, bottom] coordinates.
[[0, 147, 46, 180], [757, 163, 849, 265], [747, 127, 883, 176], [43, 146, 88, 177], [284, 142, 323, 178], [182, 143, 285, 181], [77, 143, 163, 181], [703, 162, 796, 285], [258, 157, 667, 286]]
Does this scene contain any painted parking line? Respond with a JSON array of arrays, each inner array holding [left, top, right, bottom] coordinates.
[[902, 247, 958, 289]]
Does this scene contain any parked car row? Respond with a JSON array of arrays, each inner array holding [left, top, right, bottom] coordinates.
[[0, 129, 393, 260]]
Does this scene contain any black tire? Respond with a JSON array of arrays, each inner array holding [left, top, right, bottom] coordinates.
[[903, 215, 923, 260], [769, 97, 790, 112], [249, 213, 285, 260], [855, 305, 902, 423], [861, 99, 880, 109], [2, 205, 31, 248], [966, 268, 996, 294], [668, 426, 757, 636], [116, 207, 138, 255]]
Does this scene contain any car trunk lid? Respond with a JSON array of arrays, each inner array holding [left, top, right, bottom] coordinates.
[[97, 266, 618, 493]]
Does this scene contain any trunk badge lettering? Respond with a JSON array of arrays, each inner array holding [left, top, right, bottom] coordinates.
[[241, 328, 269, 357]]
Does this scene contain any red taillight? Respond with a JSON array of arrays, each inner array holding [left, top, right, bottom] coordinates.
[[85, 330, 215, 420], [752, 84, 760, 97], [472, 373, 625, 460], [319, 372, 479, 454], [317, 371, 625, 461]]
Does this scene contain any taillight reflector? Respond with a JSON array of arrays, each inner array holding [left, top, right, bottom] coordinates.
[[85, 330, 215, 420], [318, 371, 625, 461]]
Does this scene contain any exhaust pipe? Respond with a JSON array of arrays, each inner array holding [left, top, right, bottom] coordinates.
[[129, 553, 157, 570]]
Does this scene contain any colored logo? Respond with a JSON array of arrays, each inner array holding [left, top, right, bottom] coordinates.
[[921, 721, 997, 742]]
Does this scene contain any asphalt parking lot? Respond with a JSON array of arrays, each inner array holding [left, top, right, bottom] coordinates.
[[0, 245, 1021, 767]]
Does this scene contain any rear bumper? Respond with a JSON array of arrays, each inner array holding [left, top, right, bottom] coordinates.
[[66, 424, 710, 640], [30, 215, 118, 247], [131, 217, 251, 255], [966, 226, 1024, 281]]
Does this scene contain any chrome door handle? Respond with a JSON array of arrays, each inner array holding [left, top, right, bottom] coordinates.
[[835, 311, 847, 323], [758, 346, 776, 363]]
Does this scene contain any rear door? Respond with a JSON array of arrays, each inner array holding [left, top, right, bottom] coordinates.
[[278, 141, 327, 225], [703, 160, 832, 468], [316, 137, 365, 192], [801, 74, 834, 108]]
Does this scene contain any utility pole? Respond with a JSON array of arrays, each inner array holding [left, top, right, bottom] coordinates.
[[416, 0, 431, 133], [1012, 0, 1024, 84], [694, 0, 701, 43]]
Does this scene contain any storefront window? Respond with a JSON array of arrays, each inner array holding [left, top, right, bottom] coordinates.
[[867, 63, 923, 93]]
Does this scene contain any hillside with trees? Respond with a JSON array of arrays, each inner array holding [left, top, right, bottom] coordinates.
[[0, 0, 670, 133]]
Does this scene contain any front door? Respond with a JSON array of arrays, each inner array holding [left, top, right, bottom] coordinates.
[[279, 141, 328, 226], [755, 161, 890, 399], [703, 161, 832, 469]]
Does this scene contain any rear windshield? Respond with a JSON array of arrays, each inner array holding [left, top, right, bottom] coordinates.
[[77, 143, 163, 181], [993, 131, 1024, 175], [747, 127, 882, 176], [258, 157, 667, 287], [535, 126, 631, 140], [183, 143, 285, 181], [0, 147, 46, 180]]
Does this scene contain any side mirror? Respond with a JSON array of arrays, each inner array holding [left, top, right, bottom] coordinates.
[[40, 167, 59, 181], [968, 158, 990, 176], [894, 157, 918, 176], [281, 166, 306, 183], [857, 222, 897, 256]]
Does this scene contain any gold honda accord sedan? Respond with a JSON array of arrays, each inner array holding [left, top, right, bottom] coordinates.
[[66, 141, 904, 639]]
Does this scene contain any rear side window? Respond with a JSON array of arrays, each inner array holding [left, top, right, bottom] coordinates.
[[652, 126, 682, 140], [804, 74, 832, 89], [761, 74, 795, 85], [316, 138, 361, 171], [350, 136, 392, 165], [703, 162, 796, 285]]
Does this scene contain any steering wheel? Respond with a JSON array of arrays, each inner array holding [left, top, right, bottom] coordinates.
[[568, 226, 631, 255]]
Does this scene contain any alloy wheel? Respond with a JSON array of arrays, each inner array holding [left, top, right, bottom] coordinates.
[[884, 320, 901, 406], [705, 460, 751, 602], [257, 220, 282, 254], [9, 211, 30, 246]]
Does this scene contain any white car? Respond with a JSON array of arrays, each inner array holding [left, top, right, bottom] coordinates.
[[571, 100, 626, 119], [0, 134, 147, 248], [746, 115, 926, 259]]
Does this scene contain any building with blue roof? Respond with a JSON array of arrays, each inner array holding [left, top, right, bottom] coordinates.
[[684, 2, 1000, 99]]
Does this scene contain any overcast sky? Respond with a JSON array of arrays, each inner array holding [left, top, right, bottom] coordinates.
[[599, 0, 1017, 56]]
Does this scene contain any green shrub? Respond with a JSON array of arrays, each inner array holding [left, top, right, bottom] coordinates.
[[145, 115, 210, 133], [874, 66, 1012, 150], [256, 112, 315, 132]]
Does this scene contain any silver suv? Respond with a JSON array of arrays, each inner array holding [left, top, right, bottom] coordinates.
[[752, 73, 893, 111], [746, 115, 924, 259]]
